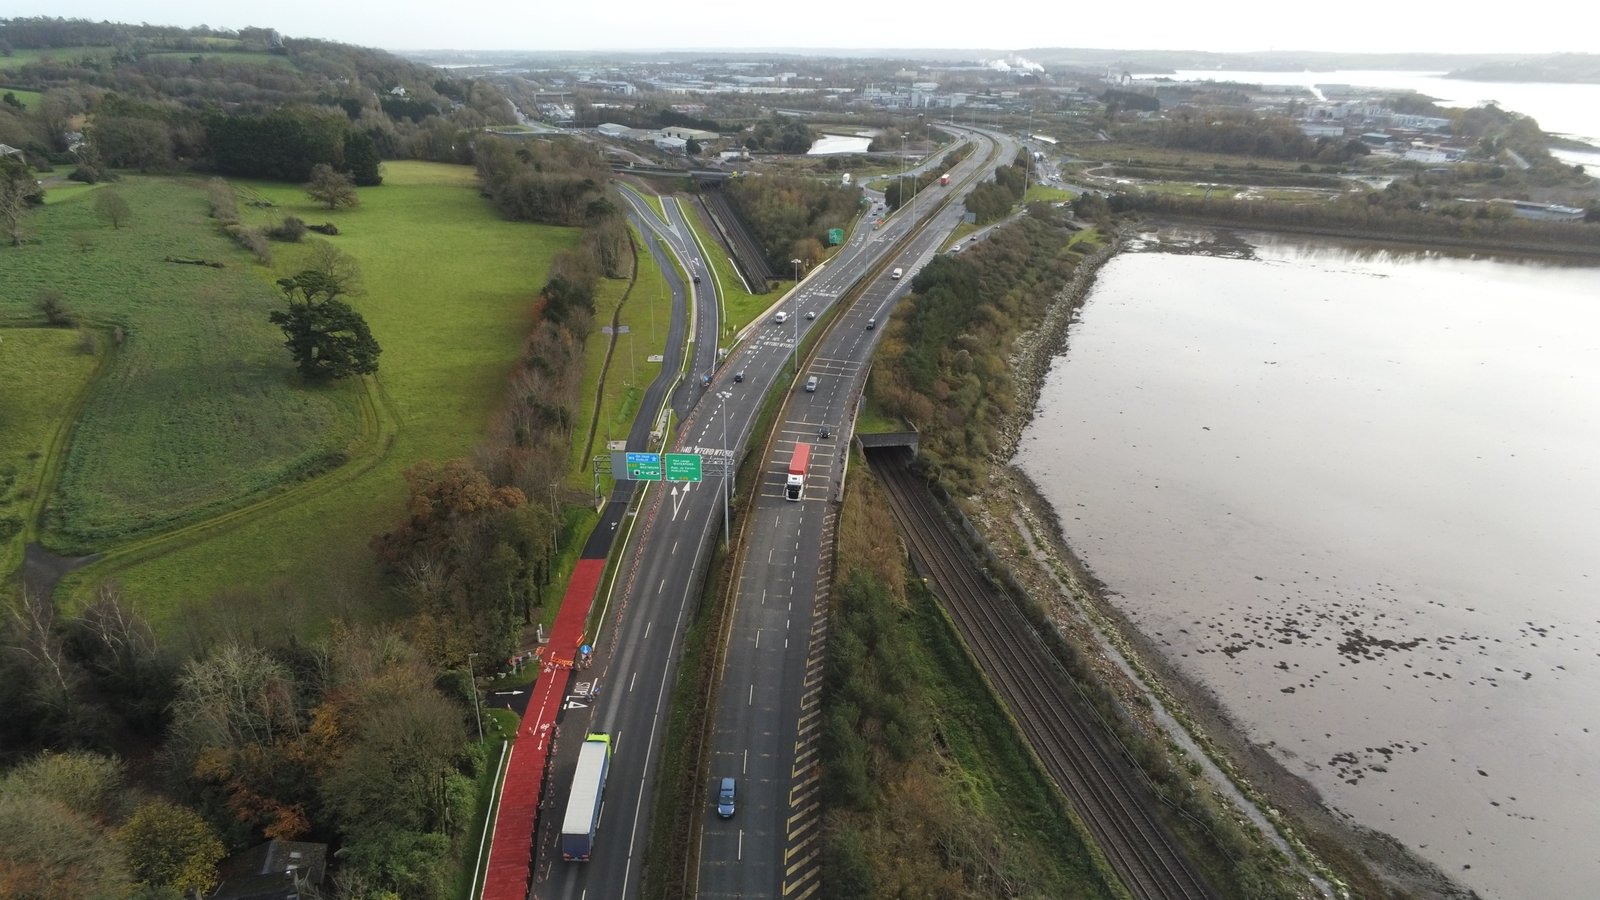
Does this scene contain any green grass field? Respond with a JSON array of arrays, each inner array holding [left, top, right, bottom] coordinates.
[[55, 162, 580, 626], [1024, 184, 1075, 203], [41, 181, 102, 205], [0, 46, 119, 69], [0, 329, 101, 575], [0, 177, 362, 550], [1, 88, 42, 109], [143, 51, 289, 67]]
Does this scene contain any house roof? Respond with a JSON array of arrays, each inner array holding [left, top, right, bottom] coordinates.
[[209, 841, 327, 900]]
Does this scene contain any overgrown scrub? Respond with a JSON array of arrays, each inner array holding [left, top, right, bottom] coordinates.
[[268, 215, 307, 242], [474, 135, 616, 227], [1090, 188, 1600, 253], [725, 171, 874, 269], [870, 214, 1098, 493], [225, 223, 272, 263], [204, 177, 239, 223], [819, 466, 1119, 899]]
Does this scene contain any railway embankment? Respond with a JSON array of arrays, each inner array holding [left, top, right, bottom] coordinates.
[[961, 224, 1477, 899]]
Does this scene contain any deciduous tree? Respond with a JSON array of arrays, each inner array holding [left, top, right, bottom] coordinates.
[[0, 752, 134, 898], [94, 188, 131, 229], [0, 792, 133, 899], [1, 155, 43, 246], [118, 799, 225, 895], [305, 162, 359, 209]]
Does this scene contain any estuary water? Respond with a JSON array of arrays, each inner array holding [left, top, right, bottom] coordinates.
[[1013, 231, 1600, 899]]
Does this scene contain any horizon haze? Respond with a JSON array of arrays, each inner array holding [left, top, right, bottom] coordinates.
[[7, 1, 1599, 58]]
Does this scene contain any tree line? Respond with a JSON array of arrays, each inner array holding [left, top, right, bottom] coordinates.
[[881, 145, 971, 213], [723, 172, 862, 270], [0, 18, 514, 179], [870, 213, 1093, 493], [364, 138, 630, 666], [1076, 187, 1600, 253], [959, 149, 1028, 224], [742, 114, 816, 154], [473, 135, 619, 228], [0, 581, 486, 899], [1120, 108, 1376, 162]]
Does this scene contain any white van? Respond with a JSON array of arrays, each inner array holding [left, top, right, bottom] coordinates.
[[774, 311, 788, 324], [890, 267, 903, 280]]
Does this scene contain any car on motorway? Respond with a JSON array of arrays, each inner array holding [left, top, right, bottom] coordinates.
[[806, 310, 816, 320], [866, 318, 876, 329], [774, 311, 788, 324], [890, 267, 903, 279], [693, 274, 701, 284], [804, 375, 818, 392], [717, 777, 736, 818], [734, 370, 744, 383]]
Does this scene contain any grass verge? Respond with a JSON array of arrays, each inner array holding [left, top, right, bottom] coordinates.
[[851, 396, 902, 434]]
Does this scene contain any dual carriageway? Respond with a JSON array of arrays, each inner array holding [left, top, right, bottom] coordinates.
[[482, 126, 1217, 900]]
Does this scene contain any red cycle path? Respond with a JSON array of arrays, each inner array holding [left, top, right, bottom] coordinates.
[[481, 558, 604, 900]]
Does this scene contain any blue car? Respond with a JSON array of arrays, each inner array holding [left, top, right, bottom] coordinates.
[[717, 777, 736, 818]]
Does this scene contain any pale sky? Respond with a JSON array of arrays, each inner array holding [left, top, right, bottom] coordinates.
[[10, 0, 1599, 55]]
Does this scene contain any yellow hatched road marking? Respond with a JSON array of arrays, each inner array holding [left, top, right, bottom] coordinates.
[[784, 845, 820, 877], [786, 797, 820, 826], [782, 830, 818, 863], [781, 870, 822, 899]]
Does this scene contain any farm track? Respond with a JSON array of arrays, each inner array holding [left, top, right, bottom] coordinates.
[[80, 373, 399, 570], [869, 447, 1216, 900]]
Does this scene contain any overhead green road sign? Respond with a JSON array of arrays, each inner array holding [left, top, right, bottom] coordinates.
[[827, 228, 845, 245], [625, 452, 662, 481], [664, 452, 703, 483]]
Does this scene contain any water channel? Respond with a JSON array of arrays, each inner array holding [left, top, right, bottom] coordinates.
[[1013, 230, 1600, 899]]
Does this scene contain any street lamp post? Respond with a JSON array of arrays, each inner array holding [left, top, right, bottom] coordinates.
[[789, 258, 802, 376], [901, 131, 910, 216], [717, 390, 733, 550], [466, 653, 483, 743]]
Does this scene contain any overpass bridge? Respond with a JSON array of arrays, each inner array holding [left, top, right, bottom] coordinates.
[[610, 163, 731, 183]]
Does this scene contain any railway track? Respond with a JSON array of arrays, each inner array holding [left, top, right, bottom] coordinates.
[[697, 189, 775, 286], [869, 448, 1216, 900]]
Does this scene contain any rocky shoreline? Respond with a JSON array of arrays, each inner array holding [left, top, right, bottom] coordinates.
[[968, 229, 1476, 899]]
